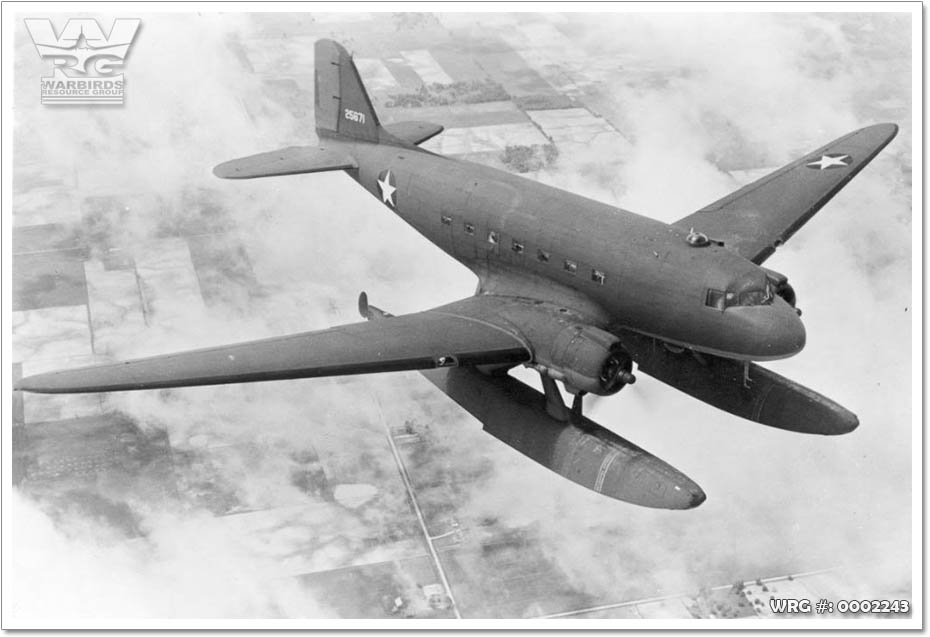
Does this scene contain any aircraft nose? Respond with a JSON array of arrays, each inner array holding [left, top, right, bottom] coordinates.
[[767, 298, 806, 357], [728, 298, 806, 360]]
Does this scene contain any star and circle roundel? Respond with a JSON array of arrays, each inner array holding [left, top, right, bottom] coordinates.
[[377, 169, 397, 207], [805, 153, 852, 170]]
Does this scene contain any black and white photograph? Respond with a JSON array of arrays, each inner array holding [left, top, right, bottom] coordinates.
[[3, 3, 919, 627]]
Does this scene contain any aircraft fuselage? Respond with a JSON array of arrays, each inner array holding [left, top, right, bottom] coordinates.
[[329, 136, 805, 362]]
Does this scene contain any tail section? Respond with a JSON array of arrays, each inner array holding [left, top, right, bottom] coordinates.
[[314, 39, 444, 147], [214, 39, 444, 180], [314, 39, 381, 143]]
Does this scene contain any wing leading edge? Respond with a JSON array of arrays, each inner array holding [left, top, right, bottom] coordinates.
[[674, 123, 898, 264], [14, 298, 530, 394]]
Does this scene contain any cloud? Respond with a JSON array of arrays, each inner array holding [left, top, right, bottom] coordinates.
[[8, 490, 336, 620]]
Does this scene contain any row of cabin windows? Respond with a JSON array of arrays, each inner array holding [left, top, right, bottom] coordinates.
[[440, 214, 606, 285]]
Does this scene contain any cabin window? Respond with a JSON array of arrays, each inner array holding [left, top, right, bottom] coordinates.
[[537, 249, 550, 263], [487, 230, 500, 245], [592, 269, 606, 285], [563, 259, 577, 274], [512, 239, 524, 254], [464, 222, 475, 235], [441, 215, 452, 226]]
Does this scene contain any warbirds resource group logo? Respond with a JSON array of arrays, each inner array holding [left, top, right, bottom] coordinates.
[[25, 18, 141, 105]]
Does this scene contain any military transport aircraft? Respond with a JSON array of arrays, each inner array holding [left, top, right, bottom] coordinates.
[[15, 39, 898, 509]]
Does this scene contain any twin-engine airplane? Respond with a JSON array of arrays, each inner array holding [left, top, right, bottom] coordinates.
[[16, 40, 898, 509]]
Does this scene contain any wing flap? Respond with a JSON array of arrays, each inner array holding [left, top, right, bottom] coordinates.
[[15, 309, 529, 394], [213, 146, 357, 179], [382, 121, 444, 146], [674, 123, 898, 264]]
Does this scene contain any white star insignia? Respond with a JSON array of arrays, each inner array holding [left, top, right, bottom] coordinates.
[[378, 170, 396, 207], [806, 154, 851, 170]]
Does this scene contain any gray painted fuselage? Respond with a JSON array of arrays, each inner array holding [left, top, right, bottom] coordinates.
[[329, 136, 805, 362]]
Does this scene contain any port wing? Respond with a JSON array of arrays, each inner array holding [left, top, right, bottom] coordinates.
[[674, 123, 898, 264], [14, 298, 531, 394], [213, 146, 357, 179]]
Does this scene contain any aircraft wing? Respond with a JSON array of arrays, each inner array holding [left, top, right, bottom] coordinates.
[[673, 123, 898, 264], [14, 296, 530, 394]]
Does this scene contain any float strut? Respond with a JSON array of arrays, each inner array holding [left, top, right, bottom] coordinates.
[[539, 372, 570, 422], [571, 392, 585, 420]]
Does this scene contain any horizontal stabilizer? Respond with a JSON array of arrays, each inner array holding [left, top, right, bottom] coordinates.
[[213, 146, 357, 179], [618, 331, 858, 435], [382, 121, 444, 146], [422, 366, 705, 509], [14, 308, 530, 394]]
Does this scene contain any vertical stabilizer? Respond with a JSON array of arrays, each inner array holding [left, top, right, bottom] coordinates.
[[314, 39, 381, 142]]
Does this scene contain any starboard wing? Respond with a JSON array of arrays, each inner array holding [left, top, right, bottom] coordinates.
[[673, 123, 898, 264], [14, 299, 530, 394]]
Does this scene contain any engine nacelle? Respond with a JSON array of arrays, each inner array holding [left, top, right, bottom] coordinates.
[[535, 324, 636, 396]]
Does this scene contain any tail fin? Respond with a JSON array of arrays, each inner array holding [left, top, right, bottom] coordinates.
[[315, 39, 381, 143], [313, 39, 445, 147]]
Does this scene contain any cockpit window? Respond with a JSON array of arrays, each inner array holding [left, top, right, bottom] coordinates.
[[706, 289, 726, 310], [706, 279, 774, 310], [740, 288, 770, 306]]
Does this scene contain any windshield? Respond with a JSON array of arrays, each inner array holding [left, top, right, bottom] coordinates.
[[706, 272, 774, 310]]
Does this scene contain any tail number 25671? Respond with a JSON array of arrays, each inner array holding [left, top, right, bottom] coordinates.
[[344, 109, 366, 124]]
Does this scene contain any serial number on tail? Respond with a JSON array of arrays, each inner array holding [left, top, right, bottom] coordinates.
[[344, 108, 366, 124]]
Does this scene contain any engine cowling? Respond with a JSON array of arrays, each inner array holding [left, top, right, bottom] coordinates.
[[536, 324, 636, 396]]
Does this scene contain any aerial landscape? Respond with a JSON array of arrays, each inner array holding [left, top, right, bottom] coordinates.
[[7, 11, 914, 623]]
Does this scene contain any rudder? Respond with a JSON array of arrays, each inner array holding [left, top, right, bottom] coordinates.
[[314, 39, 380, 143]]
